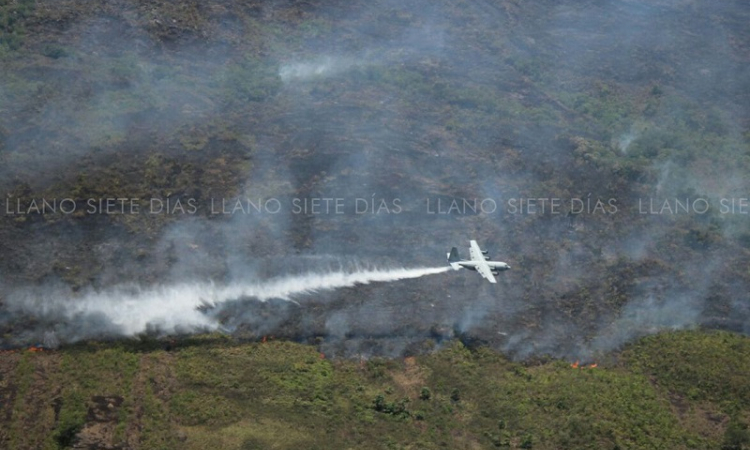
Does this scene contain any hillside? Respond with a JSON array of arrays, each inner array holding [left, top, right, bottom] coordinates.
[[1, 0, 750, 448], [0, 330, 748, 450], [0, 0, 749, 355]]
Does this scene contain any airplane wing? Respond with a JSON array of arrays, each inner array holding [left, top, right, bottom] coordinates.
[[469, 240, 485, 261], [469, 240, 497, 283], [475, 263, 497, 283]]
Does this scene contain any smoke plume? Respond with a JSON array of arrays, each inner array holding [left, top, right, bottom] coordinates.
[[1, 265, 449, 346], [1, 0, 749, 360]]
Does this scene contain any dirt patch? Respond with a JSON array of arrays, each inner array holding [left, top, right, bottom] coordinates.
[[124, 352, 180, 448], [390, 356, 427, 398], [11, 353, 62, 449], [0, 352, 20, 444], [72, 395, 125, 450], [667, 396, 729, 443]]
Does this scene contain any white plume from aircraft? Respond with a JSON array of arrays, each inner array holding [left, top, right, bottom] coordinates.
[[447, 240, 510, 284]]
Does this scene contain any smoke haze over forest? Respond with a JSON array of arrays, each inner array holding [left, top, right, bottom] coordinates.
[[1, 0, 749, 360]]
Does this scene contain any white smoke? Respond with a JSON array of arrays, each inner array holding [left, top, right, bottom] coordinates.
[[590, 294, 703, 354], [615, 130, 638, 153], [5, 266, 450, 342], [279, 56, 359, 82]]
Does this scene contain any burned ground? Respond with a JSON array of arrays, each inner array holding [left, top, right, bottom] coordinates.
[[0, 0, 749, 387]]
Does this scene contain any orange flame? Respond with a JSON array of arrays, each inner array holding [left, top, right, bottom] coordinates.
[[588, 363, 598, 368], [261, 336, 267, 343], [570, 360, 579, 369]]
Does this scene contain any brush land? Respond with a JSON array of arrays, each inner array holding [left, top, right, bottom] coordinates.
[[1, 0, 750, 449], [0, 330, 748, 450]]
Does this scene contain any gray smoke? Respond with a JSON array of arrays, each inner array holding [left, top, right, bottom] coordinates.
[[1, 0, 749, 359]]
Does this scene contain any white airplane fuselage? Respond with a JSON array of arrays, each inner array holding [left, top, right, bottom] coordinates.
[[447, 240, 510, 283], [449, 260, 510, 272]]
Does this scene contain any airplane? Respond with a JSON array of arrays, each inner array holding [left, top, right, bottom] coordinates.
[[447, 240, 510, 284]]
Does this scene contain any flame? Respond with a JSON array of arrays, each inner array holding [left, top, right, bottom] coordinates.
[[261, 336, 267, 343], [28, 346, 43, 352], [571, 360, 599, 369]]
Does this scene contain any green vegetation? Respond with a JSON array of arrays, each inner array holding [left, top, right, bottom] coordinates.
[[622, 331, 750, 412], [0, 0, 33, 53], [0, 331, 748, 449], [221, 56, 282, 103], [1, 1, 750, 448]]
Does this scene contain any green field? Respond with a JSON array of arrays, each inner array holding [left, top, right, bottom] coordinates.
[[0, 330, 748, 449]]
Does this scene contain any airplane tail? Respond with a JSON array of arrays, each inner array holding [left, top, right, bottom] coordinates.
[[447, 247, 462, 270], [447, 247, 460, 263]]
